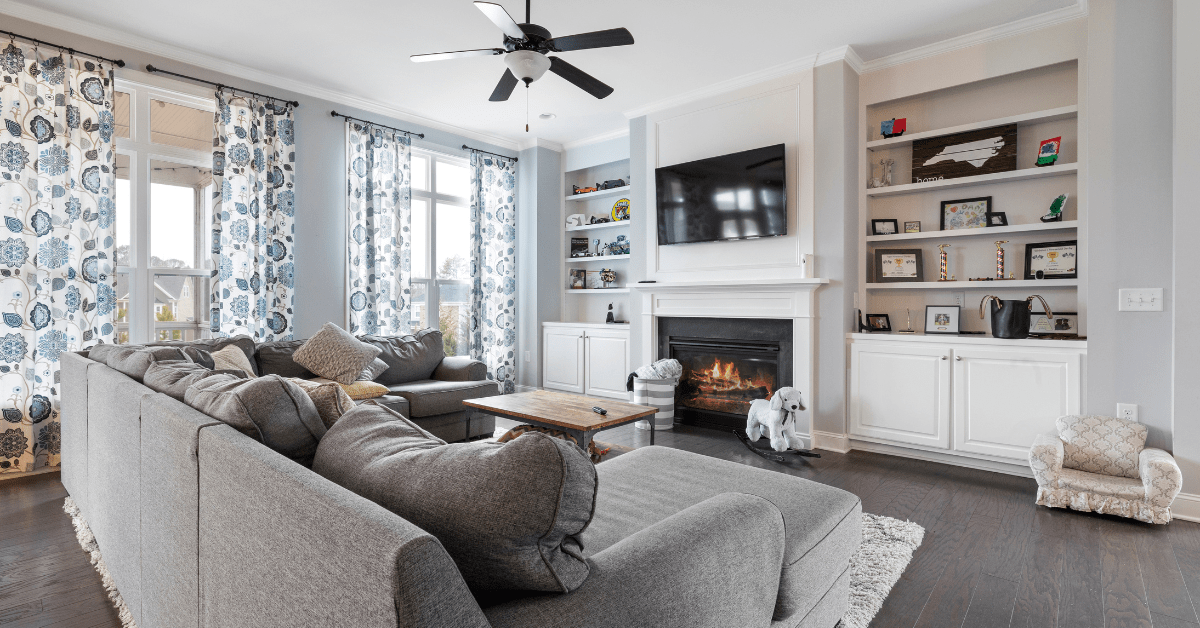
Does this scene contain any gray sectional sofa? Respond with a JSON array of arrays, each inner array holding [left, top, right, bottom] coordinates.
[[60, 335, 862, 628]]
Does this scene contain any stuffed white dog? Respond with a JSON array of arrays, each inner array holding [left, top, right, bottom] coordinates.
[[746, 387, 807, 452]]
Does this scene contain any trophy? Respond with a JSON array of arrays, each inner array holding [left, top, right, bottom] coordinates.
[[897, 308, 916, 334], [994, 241, 1010, 279], [937, 244, 954, 282]]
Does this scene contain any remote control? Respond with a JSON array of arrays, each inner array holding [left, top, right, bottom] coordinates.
[[592, 406, 607, 415]]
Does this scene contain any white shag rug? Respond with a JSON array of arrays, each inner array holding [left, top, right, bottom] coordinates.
[[843, 513, 926, 628], [63, 498, 138, 628], [65, 498, 919, 628]]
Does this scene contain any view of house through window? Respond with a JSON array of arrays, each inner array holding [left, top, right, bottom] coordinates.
[[410, 149, 471, 356]]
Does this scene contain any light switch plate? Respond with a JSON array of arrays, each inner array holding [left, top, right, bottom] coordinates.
[[1119, 288, 1163, 311], [951, 292, 966, 308], [524, 350, 531, 363], [1117, 403, 1139, 422]]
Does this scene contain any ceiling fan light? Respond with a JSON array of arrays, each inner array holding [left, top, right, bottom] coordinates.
[[505, 50, 551, 84]]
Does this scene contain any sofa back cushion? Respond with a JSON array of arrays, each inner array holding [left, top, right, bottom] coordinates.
[[288, 378, 356, 428], [1057, 414, 1147, 479], [103, 346, 191, 382], [358, 329, 444, 385], [184, 373, 327, 466], [143, 361, 246, 401], [148, 336, 259, 376], [292, 323, 381, 385], [313, 401, 597, 594], [255, 339, 316, 378]]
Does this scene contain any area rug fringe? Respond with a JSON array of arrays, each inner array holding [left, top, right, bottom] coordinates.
[[63, 498, 139, 628], [843, 513, 926, 628]]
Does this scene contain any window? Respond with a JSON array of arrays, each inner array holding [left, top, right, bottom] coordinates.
[[410, 149, 472, 357], [114, 75, 216, 343]]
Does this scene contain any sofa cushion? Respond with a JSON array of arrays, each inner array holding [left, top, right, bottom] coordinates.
[[293, 323, 382, 385], [313, 401, 597, 593], [387, 379, 499, 417], [255, 339, 315, 379], [104, 346, 190, 382], [1057, 415, 1147, 479], [288, 378, 356, 428], [358, 357, 390, 381], [586, 446, 861, 622], [143, 361, 246, 401], [183, 347, 216, 370], [312, 378, 389, 401], [212, 345, 259, 376], [148, 336, 259, 376], [358, 329, 444, 385], [184, 373, 327, 466], [361, 394, 409, 418]]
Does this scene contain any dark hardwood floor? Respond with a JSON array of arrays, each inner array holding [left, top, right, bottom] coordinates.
[[3, 421, 1197, 628]]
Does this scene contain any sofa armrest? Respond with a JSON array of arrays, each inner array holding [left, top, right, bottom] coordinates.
[[1140, 448, 1183, 508], [433, 356, 487, 382], [1029, 432, 1064, 487], [484, 492, 785, 628]]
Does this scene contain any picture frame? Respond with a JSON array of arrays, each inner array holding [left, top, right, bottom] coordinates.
[[1024, 240, 1078, 280], [866, 314, 892, 332], [1029, 311, 1078, 336], [925, 305, 961, 334], [986, 211, 1008, 227], [568, 269, 586, 289], [940, 196, 992, 231], [871, 219, 899, 236], [904, 221, 921, 233], [874, 248, 925, 283]]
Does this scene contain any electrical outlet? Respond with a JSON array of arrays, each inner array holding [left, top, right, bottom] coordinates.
[[951, 292, 965, 308], [1117, 403, 1139, 422], [524, 350, 531, 363], [1119, 288, 1163, 312], [853, 292, 860, 310]]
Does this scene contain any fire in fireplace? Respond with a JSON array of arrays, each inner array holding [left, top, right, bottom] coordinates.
[[679, 355, 776, 416]]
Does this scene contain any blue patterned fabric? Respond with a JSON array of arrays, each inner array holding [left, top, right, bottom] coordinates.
[[210, 93, 296, 341], [468, 152, 517, 394], [345, 121, 411, 335], [0, 45, 116, 473]]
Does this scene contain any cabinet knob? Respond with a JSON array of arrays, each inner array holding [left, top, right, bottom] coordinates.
[[941, 355, 947, 360], [955, 356, 962, 361]]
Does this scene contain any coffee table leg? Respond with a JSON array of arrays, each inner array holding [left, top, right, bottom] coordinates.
[[650, 420, 655, 446]]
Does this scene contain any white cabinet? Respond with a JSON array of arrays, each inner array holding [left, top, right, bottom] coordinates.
[[543, 324, 630, 400], [850, 343, 951, 449]]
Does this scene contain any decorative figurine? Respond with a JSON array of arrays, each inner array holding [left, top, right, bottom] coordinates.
[[599, 179, 626, 190], [572, 184, 598, 195], [881, 158, 895, 187], [593, 238, 601, 255], [897, 308, 917, 334], [937, 244, 954, 281], [565, 213, 585, 228], [867, 161, 882, 189], [881, 117, 907, 139], [606, 303, 616, 324], [1041, 194, 1067, 222], [1036, 137, 1061, 167], [599, 268, 616, 288], [995, 241, 1010, 279]]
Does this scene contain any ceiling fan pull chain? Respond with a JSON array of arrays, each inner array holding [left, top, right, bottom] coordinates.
[[526, 83, 530, 132], [526, 0, 531, 23]]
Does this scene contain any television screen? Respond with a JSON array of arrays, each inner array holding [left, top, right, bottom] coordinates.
[[655, 144, 787, 246]]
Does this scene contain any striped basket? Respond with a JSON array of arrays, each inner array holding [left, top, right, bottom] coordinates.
[[631, 377, 678, 431]]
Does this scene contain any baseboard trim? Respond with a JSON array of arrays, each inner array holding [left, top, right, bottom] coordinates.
[[1173, 492, 1200, 523], [849, 439, 1033, 478], [514, 385, 539, 393], [0, 466, 59, 482], [813, 431, 851, 454]]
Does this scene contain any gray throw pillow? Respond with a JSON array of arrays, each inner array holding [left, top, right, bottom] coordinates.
[[183, 347, 216, 370], [184, 373, 327, 466], [148, 336, 259, 376], [358, 329, 445, 385], [105, 346, 190, 382], [313, 401, 597, 593], [255, 339, 315, 378], [144, 361, 245, 401], [293, 323, 381, 385], [357, 357, 390, 381]]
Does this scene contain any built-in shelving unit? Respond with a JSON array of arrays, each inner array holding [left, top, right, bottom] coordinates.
[[866, 105, 1078, 151], [565, 220, 632, 232], [564, 186, 631, 202], [866, 163, 1077, 197], [566, 254, 631, 263], [865, 279, 1078, 290], [561, 157, 632, 322], [866, 220, 1077, 242]]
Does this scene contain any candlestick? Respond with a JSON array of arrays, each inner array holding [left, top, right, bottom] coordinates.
[[995, 241, 1009, 279]]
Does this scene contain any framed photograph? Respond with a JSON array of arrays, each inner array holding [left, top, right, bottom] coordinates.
[[940, 196, 992, 231], [866, 314, 892, 332], [568, 269, 586, 289], [1024, 240, 1078, 279], [871, 219, 899, 236], [874, 249, 924, 283], [925, 305, 961, 334], [570, 237, 590, 258], [904, 221, 921, 233], [1029, 311, 1078, 336], [986, 211, 1008, 227]]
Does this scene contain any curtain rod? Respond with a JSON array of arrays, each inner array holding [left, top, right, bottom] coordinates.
[[330, 111, 424, 139], [145, 64, 299, 107], [461, 144, 517, 162], [0, 28, 125, 68]]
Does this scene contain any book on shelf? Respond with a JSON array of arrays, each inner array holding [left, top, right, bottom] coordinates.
[[570, 237, 590, 258]]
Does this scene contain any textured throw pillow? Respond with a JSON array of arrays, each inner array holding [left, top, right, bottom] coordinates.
[[144, 361, 246, 401], [357, 357, 390, 381], [312, 377, 390, 401], [289, 378, 356, 428], [104, 346, 190, 382], [313, 401, 597, 593], [212, 345, 258, 377], [184, 374, 327, 466], [293, 323, 382, 385]]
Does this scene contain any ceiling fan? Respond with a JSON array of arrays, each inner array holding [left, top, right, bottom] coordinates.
[[411, 0, 634, 102]]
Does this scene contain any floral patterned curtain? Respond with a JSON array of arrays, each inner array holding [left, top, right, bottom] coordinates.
[[210, 93, 295, 341], [345, 121, 411, 335], [468, 152, 517, 394], [0, 44, 117, 474]]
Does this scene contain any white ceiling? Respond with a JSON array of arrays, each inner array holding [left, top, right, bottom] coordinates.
[[13, 0, 1078, 147]]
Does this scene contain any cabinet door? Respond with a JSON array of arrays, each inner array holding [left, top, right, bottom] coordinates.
[[953, 348, 1080, 460], [542, 328, 585, 393], [850, 343, 951, 448], [584, 330, 630, 400]]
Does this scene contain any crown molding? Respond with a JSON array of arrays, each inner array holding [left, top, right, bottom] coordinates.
[[562, 127, 629, 152], [517, 137, 564, 152], [623, 52, 819, 119], [0, 0, 521, 152], [814, 45, 864, 74], [859, 1, 1088, 73]]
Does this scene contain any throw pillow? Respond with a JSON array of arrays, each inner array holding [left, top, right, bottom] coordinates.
[[183, 347, 216, 370], [357, 357, 390, 381], [254, 339, 315, 378], [293, 322, 382, 385], [148, 336, 258, 376], [289, 378, 356, 428], [104, 346, 190, 382], [313, 401, 597, 593], [212, 345, 258, 376], [358, 329, 444, 385], [144, 361, 246, 401], [312, 377, 390, 401], [184, 373, 327, 466]]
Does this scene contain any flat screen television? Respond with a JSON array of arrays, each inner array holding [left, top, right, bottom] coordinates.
[[655, 144, 787, 246]]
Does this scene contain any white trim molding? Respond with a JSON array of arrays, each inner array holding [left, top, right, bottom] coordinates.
[[1174, 492, 1200, 523], [813, 431, 851, 454], [849, 438, 1034, 478], [815, 45, 864, 74], [562, 128, 630, 152], [624, 52, 819, 119], [517, 137, 565, 153]]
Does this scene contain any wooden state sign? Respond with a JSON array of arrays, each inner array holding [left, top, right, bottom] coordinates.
[[911, 124, 1017, 183]]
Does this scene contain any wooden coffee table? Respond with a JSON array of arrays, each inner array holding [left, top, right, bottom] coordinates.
[[464, 390, 659, 451]]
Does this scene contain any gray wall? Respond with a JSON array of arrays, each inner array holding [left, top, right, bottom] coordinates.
[[515, 146, 562, 389], [1084, 0, 1175, 449], [627, 117, 650, 365]]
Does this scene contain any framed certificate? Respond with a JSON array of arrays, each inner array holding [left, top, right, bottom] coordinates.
[[874, 249, 924, 283], [1024, 240, 1078, 279]]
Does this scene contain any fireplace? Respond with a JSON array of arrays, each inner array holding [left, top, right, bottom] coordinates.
[[658, 317, 792, 432]]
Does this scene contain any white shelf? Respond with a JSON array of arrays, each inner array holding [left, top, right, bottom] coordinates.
[[565, 288, 630, 294], [866, 163, 1077, 198], [866, 221, 1077, 243], [564, 186, 631, 202], [866, 105, 1078, 151], [565, 255, 631, 263], [565, 220, 632, 233], [866, 279, 1078, 290]]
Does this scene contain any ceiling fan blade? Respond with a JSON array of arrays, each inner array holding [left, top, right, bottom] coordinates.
[[411, 48, 504, 63], [474, 2, 526, 40], [548, 57, 614, 99], [546, 28, 634, 52], [489, 69, 520, 102]]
